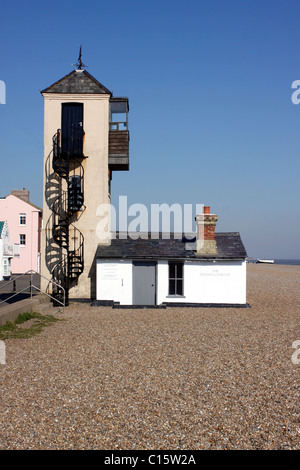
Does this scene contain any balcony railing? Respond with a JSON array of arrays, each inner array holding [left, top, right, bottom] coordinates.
[[109, 121, 128, 131]]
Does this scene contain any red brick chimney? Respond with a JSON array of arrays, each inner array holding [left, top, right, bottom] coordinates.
[[195, 206, 218, 255]]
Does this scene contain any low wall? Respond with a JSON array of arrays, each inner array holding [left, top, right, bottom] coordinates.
[[0, 294, 51, 326]]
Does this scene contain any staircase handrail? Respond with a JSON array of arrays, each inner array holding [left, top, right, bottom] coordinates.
[[0, 270, 65, 309]]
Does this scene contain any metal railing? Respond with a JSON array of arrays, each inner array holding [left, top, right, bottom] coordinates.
[[0, 270, 65, 310]]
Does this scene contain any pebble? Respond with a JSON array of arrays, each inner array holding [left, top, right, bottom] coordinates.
[[0, 263, 299, 450]]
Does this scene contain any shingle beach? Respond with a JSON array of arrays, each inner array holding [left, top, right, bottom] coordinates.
[[0, 263, 299, 450]]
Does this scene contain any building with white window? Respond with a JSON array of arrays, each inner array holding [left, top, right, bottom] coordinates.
[[40, 59, 248, 308], [95, 207, 248, 308], [0, 190, 42, 274]]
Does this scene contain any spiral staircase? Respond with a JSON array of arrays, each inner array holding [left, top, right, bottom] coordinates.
[[45, 130, 84, 306]]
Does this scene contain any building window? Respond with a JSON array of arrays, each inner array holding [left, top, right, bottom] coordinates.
[[3, 259, 9, 277], [19, 234, 26, 246], [19, 214, 26, 225], [110, 99, 128, 131], [169, 261, 184, 296]]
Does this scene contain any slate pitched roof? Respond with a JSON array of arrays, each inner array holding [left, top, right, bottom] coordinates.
[[96, 232, 247, 260], [41, 70, 112, 95]]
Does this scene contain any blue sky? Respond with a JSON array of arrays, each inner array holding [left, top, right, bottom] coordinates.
[[1, 0, 300, 258]]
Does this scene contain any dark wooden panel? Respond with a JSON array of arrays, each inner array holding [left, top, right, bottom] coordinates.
[[109, 130, 129, 170], [109, 130, 129, 155]]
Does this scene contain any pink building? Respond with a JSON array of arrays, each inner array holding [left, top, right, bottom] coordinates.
[[0, 189, 42, 274]]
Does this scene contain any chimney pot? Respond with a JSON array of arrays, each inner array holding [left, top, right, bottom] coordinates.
[[204, 206, 210, 214]]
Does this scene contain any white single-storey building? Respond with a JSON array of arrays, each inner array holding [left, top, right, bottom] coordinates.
[[95, 207, 249, 308]]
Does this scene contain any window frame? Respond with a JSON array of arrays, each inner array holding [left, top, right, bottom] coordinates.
[[19, 213, 26, 226], [109, 99, 129, 131], [19, 234, 26, 247], [168, 261, 184, 297]]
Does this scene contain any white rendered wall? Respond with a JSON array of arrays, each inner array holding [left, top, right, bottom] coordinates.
[[97, 259, 132, 305], [157, 260, 247, 305], [97, 259, 247, 306], [41, 93, 111, 297]]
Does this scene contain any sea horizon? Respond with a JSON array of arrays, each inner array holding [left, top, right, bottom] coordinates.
[[247, 258, 300, 266], [274, 259, 300, 266]]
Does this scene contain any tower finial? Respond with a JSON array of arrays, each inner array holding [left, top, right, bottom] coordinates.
[[73, 45, 88, 70]]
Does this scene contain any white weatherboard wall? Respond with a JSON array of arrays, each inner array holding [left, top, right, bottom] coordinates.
[[157, 260, 246, 305], [97, 260, 132, 305]]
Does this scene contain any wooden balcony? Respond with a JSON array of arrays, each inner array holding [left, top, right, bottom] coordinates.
[[108, 130, 129, 171]]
